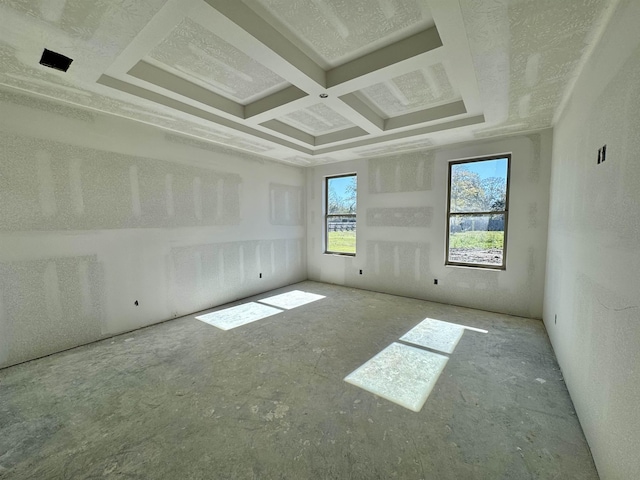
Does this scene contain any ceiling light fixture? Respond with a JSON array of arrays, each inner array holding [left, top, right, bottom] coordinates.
[[319, 93, 328, 98]]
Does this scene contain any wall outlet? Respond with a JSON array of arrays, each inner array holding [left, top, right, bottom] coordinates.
[[259, 273, 262, 278], [434, 279, 438, 285], [359, 269, 363, 275]]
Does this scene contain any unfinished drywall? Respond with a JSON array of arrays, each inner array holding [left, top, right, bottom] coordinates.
[[0, 88, 306, 369], [307, 131, 551, 318], [543, 1, 640, 477]]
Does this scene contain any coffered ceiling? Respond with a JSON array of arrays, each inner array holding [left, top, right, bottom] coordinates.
[[0, 0, 614, 166]]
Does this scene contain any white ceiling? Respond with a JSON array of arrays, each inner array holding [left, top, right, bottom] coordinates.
[[0, 0, 615, 166]]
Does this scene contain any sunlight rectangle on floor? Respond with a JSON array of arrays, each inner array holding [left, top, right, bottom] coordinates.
[[344, 342, 449, 412], [400, 318, 465, 354], [258, 290, 325, 310], [195, 302, 282, 331]]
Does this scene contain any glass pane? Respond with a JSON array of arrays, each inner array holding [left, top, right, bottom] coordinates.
[[448, 214, 505, 266], [327, 216, 356, 253], [327, 175, 357, 214], [450, 158, 508, 213]]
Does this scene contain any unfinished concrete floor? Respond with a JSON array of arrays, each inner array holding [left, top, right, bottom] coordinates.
[[0, 281, 598, 479]]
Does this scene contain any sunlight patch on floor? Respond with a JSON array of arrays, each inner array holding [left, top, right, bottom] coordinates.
[[196, 302, 282, 330], [400, 318, 465, 354], [344, 342, 449, 412], [258, 290, 326, 310]]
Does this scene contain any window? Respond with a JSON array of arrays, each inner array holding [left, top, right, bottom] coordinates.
[[446, 155, 510, 269], [325, 174, 357, 255]]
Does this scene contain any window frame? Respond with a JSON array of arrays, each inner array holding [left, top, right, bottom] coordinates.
[[324, 173, 357, 256], [445, 154, 511, 270]]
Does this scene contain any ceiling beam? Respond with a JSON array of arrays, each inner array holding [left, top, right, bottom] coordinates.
[[97, 75, 314, 155], [428, 0, 483, 115], [245, 86, 308, 119], [384, 100, 467, 130], [128, 61, 243, 118], [260, 119, 315, 145], [338, 93, 385, 131], [327, 28, 443, 89], [314, 115, 485, 155], [198, 1, 326, 90]]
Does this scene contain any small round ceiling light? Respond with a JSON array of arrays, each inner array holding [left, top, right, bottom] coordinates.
[[319, 93, 329, 98]]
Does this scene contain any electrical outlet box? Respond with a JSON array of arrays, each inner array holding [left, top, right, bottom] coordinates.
[[597, 144, 607, 164]]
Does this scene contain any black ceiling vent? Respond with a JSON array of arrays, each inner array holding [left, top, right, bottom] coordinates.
[[39, 49, 73, 72]]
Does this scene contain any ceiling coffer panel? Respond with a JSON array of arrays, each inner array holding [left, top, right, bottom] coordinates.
[[243, 0, 433, 68], [147, 18, 289, 104], [358, 64, 458, 118], [279, 103, 355, 136]]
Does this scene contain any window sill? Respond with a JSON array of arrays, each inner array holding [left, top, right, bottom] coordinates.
[[445, 262, 505, 271], [324, 252, 356, 257]]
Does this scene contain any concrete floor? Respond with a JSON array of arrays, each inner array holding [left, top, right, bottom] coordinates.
[[0, 281, 598, 479]]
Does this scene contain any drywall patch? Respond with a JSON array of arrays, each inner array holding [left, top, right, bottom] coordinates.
[[0, 131, 242, 230], [36, 150, 57, 217], [169, 239, 297, 314], [4, 0, 166, 42], [368, 152, 434, 193], [346, 241, 429, 297], [366, 207, 432, 227], [0, 255, 105, 368], [129, 165, 142, 217], [527, 133, 542, 184], [355, 138, 434, 158], [250, 0, 430, 67], [442, 266, 512, 315], [462, 0, 607, 137], [359, 64, 457, 117], [370, 241, 429, 281], [280, 103, 354, 136], [171, 242, 235, 313], [283, 156, 313, 166], [270, 184, 304, 225], [164, 132, 273, 156], [193, 177, 203, 221], [68, 159, 85, 216], [528, 203, 538, 228], [0, 90, 95, 123], [165, 173, 175, 217], [150, 18, 287, 103]]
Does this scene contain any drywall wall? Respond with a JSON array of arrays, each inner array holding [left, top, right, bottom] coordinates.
[[307, 130, 552, 318], [0, 88, 306, 369], [543, 1, 640, 478]]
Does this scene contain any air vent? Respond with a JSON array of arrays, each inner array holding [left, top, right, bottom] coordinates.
[[39, 49, 73, 72]]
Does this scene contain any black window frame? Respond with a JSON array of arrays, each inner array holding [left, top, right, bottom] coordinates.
[[325, 173, 357, 256], [446, 154, 511, 270]]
